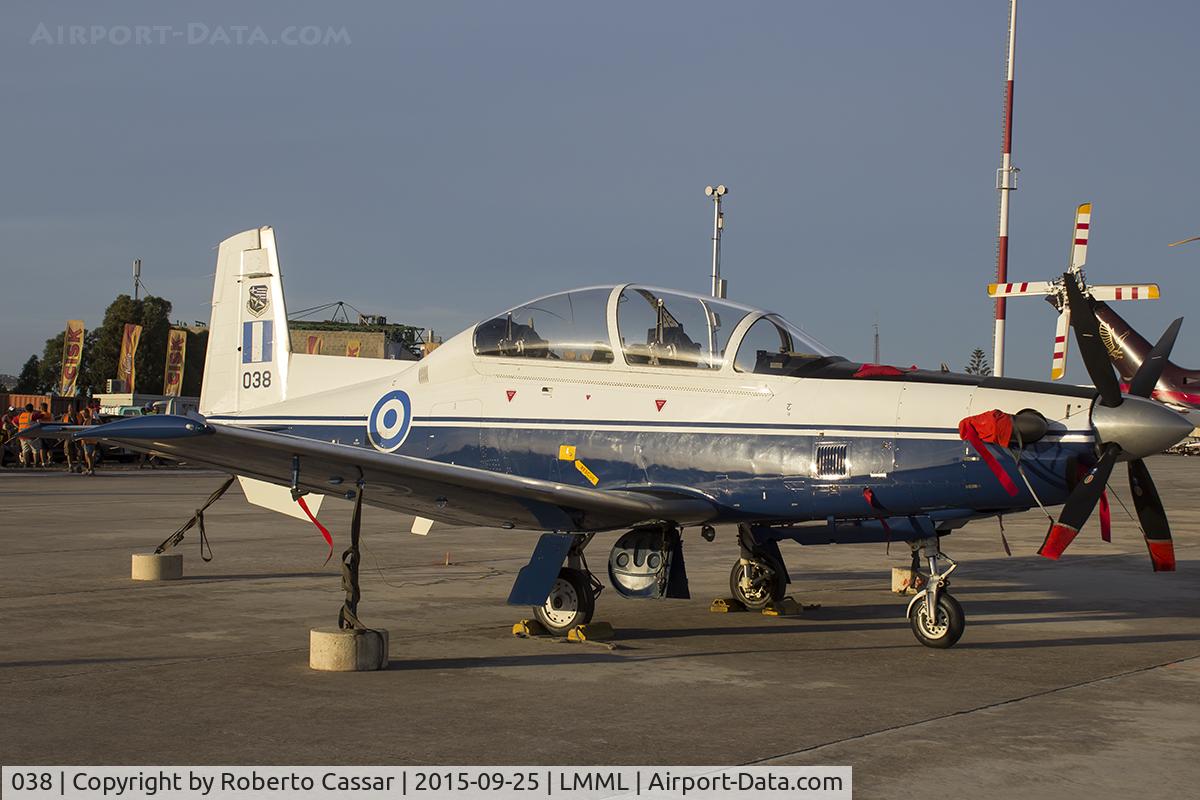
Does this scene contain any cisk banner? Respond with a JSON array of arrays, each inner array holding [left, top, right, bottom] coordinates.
[[58, 319, 85, 396], [163, 329, 187, 396], [346, 339, 361, 357], [305, 335, 323, 355], [116, 323, 143, 392]]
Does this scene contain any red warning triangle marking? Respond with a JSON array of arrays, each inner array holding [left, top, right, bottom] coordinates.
[[506, 390, 516, 402], [655, 399, 666, 411]]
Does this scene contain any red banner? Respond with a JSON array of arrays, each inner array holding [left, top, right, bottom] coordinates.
[[163, 329, 187, 396], [116, 323, 143, 393], [58, 319, 85, 396]]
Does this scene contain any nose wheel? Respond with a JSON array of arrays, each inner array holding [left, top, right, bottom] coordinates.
[[905, 543, 966, 648], [908, 591, 964, 648]]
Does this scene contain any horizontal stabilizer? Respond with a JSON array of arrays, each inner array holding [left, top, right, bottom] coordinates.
[[14, 423, 80, 440]]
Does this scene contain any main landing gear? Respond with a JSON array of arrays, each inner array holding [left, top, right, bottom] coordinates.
[[905, 539, 965, 649], [533, 534, 604, 636], [729, 524, 788, 610]]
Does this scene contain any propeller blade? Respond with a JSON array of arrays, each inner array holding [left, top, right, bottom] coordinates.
[[1039, 443, 1121, 559], [1070, 203, 1091, 272], [1128, 318, 1183, 399], [988, 281, 1054, 298], [1051, 308, 1071, 381], [1063, 272, 1123, 407], [1128, 458, 1176, 571], [1099, 490, 1111, 543], [1088, 284, 1160, 302]]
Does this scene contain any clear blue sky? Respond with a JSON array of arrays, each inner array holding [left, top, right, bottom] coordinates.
[[2, 1, 1198, 380]]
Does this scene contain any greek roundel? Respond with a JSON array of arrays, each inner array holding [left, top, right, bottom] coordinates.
[[367, 390, 412, 452]]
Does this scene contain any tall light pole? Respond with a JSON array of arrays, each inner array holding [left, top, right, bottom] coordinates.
[[705, 184, 728, 298], [992, 0, 1019, 377], [133, 258, 142, 300]]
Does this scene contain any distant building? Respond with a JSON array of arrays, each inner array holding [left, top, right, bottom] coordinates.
[[289, 319, 429, 360]]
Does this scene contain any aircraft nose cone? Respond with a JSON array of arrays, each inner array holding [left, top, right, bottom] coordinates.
[[1091, 395, 1195, 460]]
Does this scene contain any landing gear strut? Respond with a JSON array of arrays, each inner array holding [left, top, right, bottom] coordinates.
[[729, 525, 787, 610], [533, 534, 603, 636], [905, 539, 965, 648]]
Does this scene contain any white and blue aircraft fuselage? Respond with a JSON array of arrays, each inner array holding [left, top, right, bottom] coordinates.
[[59, 227, 1192, 648]]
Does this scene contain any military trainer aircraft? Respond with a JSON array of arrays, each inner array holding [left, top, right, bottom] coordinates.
[[31, 227, 1195, 648]]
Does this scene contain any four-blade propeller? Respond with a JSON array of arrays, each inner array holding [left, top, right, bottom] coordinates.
[[1037, 273, 1188, 571]]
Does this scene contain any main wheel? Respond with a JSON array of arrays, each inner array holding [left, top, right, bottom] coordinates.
[[729, 556, 786, 610], [533, 568, 595, 636], [909, 592, 965, 649]]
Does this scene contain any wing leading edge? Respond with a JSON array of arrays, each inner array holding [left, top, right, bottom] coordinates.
[[60, 415, 716, 532]]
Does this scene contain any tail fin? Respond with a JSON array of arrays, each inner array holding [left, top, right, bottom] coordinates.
[[200, 227, 291, 415], [1092, 301, 1157, 384]]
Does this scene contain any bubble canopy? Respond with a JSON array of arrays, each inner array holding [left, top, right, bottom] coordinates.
[[472, 285, 836, 373]]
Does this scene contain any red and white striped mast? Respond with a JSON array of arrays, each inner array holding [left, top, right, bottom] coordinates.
[[992, 0, 1019, 377]]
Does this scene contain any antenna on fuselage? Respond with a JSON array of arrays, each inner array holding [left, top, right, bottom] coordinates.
[[705, 184, 728, 298]]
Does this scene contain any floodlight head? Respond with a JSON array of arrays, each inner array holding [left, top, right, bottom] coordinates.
[[716, 184, 727, 196], [705, 186, 714, 197]]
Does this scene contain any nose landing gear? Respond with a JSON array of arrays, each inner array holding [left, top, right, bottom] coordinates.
[[905, 540, 965, 648]]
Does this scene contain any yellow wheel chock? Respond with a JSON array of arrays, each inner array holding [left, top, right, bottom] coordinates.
[[709, 597, 748, 613]]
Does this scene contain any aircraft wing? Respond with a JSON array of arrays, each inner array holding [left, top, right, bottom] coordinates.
[[50, 416, 716, 532]]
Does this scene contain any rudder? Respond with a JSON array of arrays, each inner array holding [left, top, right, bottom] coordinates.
[[200, 227, 291, 415]]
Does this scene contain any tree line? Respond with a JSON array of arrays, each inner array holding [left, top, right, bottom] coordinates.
[[5, 294, 207, 397]]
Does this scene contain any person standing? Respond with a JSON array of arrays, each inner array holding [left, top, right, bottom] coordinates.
[[61, 407, 79, 472], [1, 406, 15, 465], [16, 403, 43, 467], [79, 402, 100, 476], [37, 402, 52, 466]]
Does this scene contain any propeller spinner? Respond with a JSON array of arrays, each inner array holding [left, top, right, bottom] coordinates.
[[1037, 274, 1191, 571]]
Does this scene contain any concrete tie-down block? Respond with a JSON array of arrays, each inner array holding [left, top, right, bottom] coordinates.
[[309, 627, 389, 671], [891, 566, 924, 595], [131, 553, 184, 581]]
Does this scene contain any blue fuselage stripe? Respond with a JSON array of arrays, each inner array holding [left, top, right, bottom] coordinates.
[[206, 413, 1090, 438], [207, 414, 1086, 526]]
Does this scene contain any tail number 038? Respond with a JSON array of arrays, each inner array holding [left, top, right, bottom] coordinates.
[[242, 370, 272, 389]]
